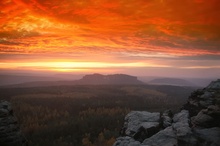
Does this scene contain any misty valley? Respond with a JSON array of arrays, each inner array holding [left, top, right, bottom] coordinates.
[[0, 83, 195, 146]]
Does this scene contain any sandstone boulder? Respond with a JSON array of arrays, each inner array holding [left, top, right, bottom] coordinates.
[[194, 127, 220, 146], [122, 111, 160, 141], [162, 110, 172, 128], [141, 126, 177, 146], [113, 136, 140, 146], [192, 105, 220, 128], [172, 110, 197, 145]]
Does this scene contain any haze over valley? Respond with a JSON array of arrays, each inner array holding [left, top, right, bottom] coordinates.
[[0, 73, 218, 88]]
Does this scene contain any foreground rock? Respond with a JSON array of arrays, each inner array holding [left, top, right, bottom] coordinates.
[[141, 126, 177, 146], [113, 79, 220, 146], [172, 110, 197, 145], [161, 110, 172, 128], [0, 101, 27, 146], [121, 111, 160, 142], [194, 127, 220, 146]]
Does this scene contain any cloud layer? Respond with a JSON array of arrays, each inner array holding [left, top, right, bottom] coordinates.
[[0, 0, 220, 76]]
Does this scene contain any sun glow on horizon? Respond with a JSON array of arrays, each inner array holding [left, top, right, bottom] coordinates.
[[0, 61, 171, 72]]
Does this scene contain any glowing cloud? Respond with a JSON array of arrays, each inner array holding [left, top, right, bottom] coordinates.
[[0, 0, 220, 77]]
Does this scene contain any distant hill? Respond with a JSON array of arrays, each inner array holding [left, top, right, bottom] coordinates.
[[0, 74, 60, 86], [1, 73, 143, 88], [148, 78, 195, 86], [77, 73, 143, 85]]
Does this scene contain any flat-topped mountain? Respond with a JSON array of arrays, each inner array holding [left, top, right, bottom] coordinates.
[[1, 73, 143, 88], [77, 73, 143, 85]]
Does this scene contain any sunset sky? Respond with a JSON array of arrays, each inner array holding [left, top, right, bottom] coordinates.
[[0, 0, 220, 78]]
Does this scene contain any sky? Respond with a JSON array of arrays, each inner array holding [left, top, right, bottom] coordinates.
[[0, 0, 220, 78]]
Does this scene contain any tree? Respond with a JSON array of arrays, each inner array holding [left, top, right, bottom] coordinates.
[[82, 134, 93, 146]]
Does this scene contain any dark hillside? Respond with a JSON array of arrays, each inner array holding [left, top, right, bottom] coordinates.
[[0, 84, 194, 146]]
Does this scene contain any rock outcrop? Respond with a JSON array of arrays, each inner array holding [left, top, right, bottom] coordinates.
[[0, 101, 27, 146], [121, 111, 160, 142], [113, 79, 220, 146]]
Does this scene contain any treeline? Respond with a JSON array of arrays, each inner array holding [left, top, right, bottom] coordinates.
[[0, 85, 195, 146], [12, 98, 128, 146]]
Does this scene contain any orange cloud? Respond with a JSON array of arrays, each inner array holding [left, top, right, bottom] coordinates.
[[0, 0, 220, 75]]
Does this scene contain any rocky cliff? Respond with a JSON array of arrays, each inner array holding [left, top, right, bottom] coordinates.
[[0, 101, 27, 146], [113, 79, 220, 146]]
